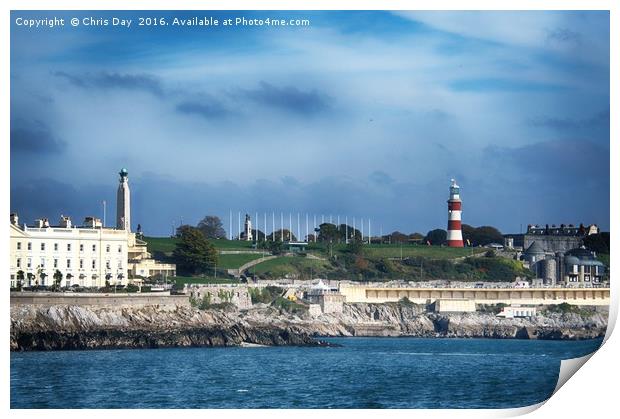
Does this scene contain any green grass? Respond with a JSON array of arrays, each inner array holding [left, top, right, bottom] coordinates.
[[172, 276, 240, 286], [217, 253, 266, 269], [306, 242, 484, 260], [144, 236, 258, 255], [144, 236, 179, 254], [250, 256, 330, 278], [363, 245, 484, 259]]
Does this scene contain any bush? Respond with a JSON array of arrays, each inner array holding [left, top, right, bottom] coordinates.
[[249, 286, 284, 304], [272, 296, 307, 315]]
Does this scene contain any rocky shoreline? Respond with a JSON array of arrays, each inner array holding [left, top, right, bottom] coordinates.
[[10, 302, 608, 351]]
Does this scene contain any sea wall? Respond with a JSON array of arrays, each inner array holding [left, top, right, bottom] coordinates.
[[10, 292, 190, 308]]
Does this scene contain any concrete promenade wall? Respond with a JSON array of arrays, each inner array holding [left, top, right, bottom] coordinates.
[[10, 292, 190, 308], [339, 285, 610, 306]]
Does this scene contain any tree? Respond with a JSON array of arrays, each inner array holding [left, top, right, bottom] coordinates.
[[175, 224, 194, 238], [389, 231, 409, 244], [267, 239, 284, 255], [16, 270, 25, 290], [271, 229, 297, 242], [197, 215, 226, 239], [173, 226, 219, 275], [347, 236, 364, 255], [461, 224, 503, 246], [424, 229, 447, 245], [26, 272, 35, 287], [408, 232, 424, 242], [583, 232, 610, 254], [53, 269, 63, 291], [318, 223, 339, 243], [252, 229, 266, 241]]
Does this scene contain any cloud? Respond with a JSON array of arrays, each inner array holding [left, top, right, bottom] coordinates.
[[53, 71, 164, 96], [368, 171, 394, 185], [546, 28, 582, 45], [238, 81, 331, 115], [449, 78, 568, 92], [528, 110, 609, 131], [176, 98, 230, 120], [10, 121, 66, 154], [483, 139, 609, 183]]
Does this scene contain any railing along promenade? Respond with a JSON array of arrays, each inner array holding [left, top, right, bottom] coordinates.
[[339, 285, 610, 306]]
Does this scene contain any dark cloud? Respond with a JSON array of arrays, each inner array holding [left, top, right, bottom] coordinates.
[[450, 78, 568, 92], [368, 171, 394, 185], [10, 121, 66, 154], [239, 81, 331, 115], [10, 179, 114, 227], [546, 28, 582, 45], [53, 71, 164, 97], [483, 139, 609, 184], [528, 110, 609, 131], [176, 98, 230, 119]]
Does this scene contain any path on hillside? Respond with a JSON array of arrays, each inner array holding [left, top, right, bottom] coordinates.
[[228, 255, 279, 277]]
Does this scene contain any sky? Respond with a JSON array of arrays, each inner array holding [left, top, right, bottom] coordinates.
[[10, 10, 610, 237]]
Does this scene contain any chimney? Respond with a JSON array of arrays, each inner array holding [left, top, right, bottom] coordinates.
[[59, 215, 72, 228], [10, 213, 18, 225]]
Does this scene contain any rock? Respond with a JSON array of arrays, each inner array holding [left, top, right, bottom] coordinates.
[[10, 302, 607, 351]]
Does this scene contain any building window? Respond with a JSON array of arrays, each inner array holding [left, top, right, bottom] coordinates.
[[54, 243, 58, 251], [118, 245, 122, 253], [92, 244, 96, 252], [92, 260, 96, 269], [80, 244, 84, 252], [106, 260, 111, 270], [66, 259, 71, 268], [40, 258, 45, 268], [27, 242, 32, 250], [54, 259, 58, 268], [118, 260, 122, 269], [17, 242, 21, 250], [41, 243, 45, 251], [27, 258, 32, 268], [67, 244, 71, 251], [79, 259, 84, 269], [16, 258, 21, 268], [106, 245, 110, 253]]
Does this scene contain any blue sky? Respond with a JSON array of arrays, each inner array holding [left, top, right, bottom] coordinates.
[[10, 10, 610, 236]]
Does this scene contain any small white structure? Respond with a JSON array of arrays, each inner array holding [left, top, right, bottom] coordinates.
[[497, 305, 537, 319], [243, 214, 253, 241], [513, 279, 530, 288]]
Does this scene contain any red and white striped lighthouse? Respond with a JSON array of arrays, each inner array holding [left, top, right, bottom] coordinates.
[[447, 179, 464, 247]]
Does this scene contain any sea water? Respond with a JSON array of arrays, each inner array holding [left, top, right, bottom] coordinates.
[[10, 337, 603, 409]]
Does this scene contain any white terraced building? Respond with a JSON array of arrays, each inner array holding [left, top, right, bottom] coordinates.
[[9, 213, 129, 288]]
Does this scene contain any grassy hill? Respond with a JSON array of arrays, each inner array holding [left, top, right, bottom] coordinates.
[[144, 236, 255, 256], [142, 236, 525, 282]]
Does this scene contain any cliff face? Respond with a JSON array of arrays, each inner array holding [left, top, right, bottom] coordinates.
[[10, 305, 324, 351], [328, 303, 607, 340], [10, 302, 608, 351]]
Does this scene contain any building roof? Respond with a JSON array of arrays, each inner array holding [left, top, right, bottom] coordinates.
[[524, 241, 546, 255]]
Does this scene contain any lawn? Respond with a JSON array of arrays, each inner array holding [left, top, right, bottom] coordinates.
[[306, 242, 485, 260], [172, 276, 240, 286], [143, 236, 257, 255], [217, 253, 267, 269], [250, 256, 330, 279], [362, 244, 485, 260]]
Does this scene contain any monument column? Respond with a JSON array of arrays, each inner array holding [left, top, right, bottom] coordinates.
[[116, 168, 131, 231]]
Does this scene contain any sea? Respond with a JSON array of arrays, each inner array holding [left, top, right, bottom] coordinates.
[[10, 337, 603, 409]]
